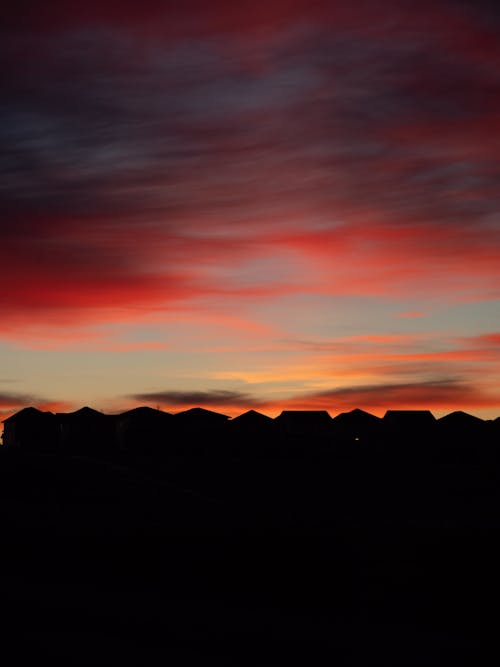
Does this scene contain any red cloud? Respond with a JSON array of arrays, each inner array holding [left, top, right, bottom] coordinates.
[[1, 2, 384, 37], [271, 220, 500, 298], [1, 0, 499, 408], [459, 333, 500, 347]]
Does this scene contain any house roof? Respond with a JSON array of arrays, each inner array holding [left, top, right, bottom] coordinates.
[[332, 408, 380, 426], [231, 410, 273, 424], [275, 410, 332, 425], [230, 410, 273, 425], [438, 411, 484, 426], [382, 410, 436, 436], [383, 410, 436, 425], [2, 406, 51, 423], [118, 406, 173, 419], [56, 406, 109, 421], [68, 406, 101, 415], [174, 407, 230, 421]]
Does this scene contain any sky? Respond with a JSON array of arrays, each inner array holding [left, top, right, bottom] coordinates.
[[1, 1, 499, 419]]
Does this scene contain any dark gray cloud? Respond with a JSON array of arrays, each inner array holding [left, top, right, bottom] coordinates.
[[129, 378, 500, 413], [129, 389, 262, 408], [2, 9, 499, 225], [0, 391, 37, 408], [295, 378, 493, 409]]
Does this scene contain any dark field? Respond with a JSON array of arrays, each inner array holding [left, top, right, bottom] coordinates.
[[0, 437, 499, 666]]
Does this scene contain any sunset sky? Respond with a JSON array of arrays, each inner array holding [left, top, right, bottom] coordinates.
[[1, 1, 499, 419]]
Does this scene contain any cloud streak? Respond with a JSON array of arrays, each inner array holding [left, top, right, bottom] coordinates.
[[0, 391, 38, 409], [284, 379, 500, 414], [129, 389, 262, 410], [2, 1, 500, 333], [125, 376, 500, 417], [0, 393, 73, 423]]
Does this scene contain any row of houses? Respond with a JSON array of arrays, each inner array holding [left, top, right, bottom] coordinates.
[[2, 405, 498, 457]]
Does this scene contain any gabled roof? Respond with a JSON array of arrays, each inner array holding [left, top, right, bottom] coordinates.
[[230, 410, 273, 425], [275, 411, 333, 430], [174, 407, 230, 421], [438, 411, 484, 426], [228, 410, 274, 429], [332, 408, 380, 426], [276, 410, 331, 422], [56, 406, 108, 420], [71, 406, 102, 416], [275, 411, 332, 437], [2, 406, 51, 423], [118, 406, 173, 419]]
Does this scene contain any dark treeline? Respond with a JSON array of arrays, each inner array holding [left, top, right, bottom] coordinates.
[[0, 405, 499, 665]]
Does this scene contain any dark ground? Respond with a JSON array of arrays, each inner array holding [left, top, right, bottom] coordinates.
[[0, 440, 498, 665]]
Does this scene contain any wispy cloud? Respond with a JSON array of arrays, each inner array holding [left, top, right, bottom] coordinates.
[[129, 389, 263, 410], [0, 393, 73, 421], [0, 391, 37, 409], [1, 1, 500, 335], [284, 378, 500, 414]]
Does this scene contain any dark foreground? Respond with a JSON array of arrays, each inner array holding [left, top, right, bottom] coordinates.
[[0, 441, 498, 665]]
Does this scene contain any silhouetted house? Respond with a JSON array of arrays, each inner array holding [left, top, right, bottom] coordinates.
[[56, 407, 116, 455], [383, 410, 436, 436], [174, 407, 230, 431], [115, 406, 173, 454], [230, 410, 274, 434], [436, 411, 487, 459], [438, 411, 485, 435], [489, 418, 500, 456], [331, 408, 381, 442], [228, 410, 276, 457], [173, 407, 230, 454], [2, 407, 58, 452], [275, 411, 332, 438]]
